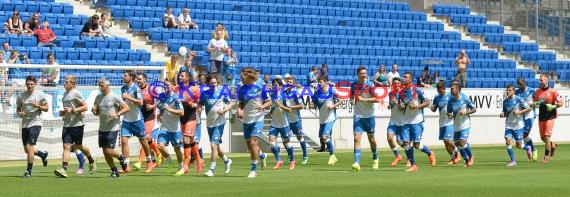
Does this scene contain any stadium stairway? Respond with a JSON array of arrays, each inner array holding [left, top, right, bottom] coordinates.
[[430, 3, 570, 87], [428, 5, 549, 84], [58, 0, 170, 62]]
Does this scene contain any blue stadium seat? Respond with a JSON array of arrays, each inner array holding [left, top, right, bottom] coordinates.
[[104, 49, 116, 60], [79, 48, 91, 60], [67, 49, 79, 60], [23, 36, 36, 47], [52, 4, 63, 14], [96, 39, 108, 48]]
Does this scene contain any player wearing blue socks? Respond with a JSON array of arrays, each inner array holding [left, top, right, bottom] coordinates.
[[283, 75, 309, 165], [199, 76, 234, 177], [350, 67, 380, 171], [431, 81, 460, 165], [267, 79, 296, 170], [312, 76, 341, 166], [515, 78, 538, 161], [387, 77, 404, 167], [447, 83, 477, 167], [501, 84, 533, 167], [400, 72, 435, 172], [237, 68, 271, 178]]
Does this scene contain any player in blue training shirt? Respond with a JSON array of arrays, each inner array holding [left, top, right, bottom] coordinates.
[[199, 76, 234, 177], [387, 77, 405, 167], [431, 81, 460, 165], [349, 66, 379, 171], [237, 67, 271, 178], [267, 79, 296, 170], [283, 75, 309, 165], [119, 70, 152, 172], [155, 80, 186, 176], [447, 83, 477, 167], [312, 76, 342, 165], [515, 77, 538, 161], [501, 84, 533, 166], [400, 72, 435, 172]]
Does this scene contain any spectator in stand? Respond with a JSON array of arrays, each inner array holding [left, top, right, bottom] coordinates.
[[417, 66, 432, 88], [178, 8, 198, 29], [386, 64, 400, 87], [98, 13, 113, 37], [6, 50, 29, 65], [211, 23, 229, 40], [7, 11, 24, 35], [208, 30, 229, 83], [164, 55, 179, 83], [39, 53, 60, 86], [454, 49, 470, 88], [2, 23, 10, 34], [0, 51, 7, 103], [320, 63, 329, 82], [432, 71, 442, 84], [163, 7, 177, 28], [2, 42, 10, 60], [6, 50, 29, 104], [165, 18, 177, 29], [223, 48, 238, 87], [81, 15, 102, 37], [176, 54, 199, 85], [373, 64, 388, 87], [34, 21, 57, 47], [307, 66, 319, 88], [262, 74, 271, 85], [24, 12, 40, 36]]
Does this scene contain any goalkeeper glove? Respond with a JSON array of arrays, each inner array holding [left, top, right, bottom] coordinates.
[[533, 101, 542, 108], [545, 104, 557, 111]]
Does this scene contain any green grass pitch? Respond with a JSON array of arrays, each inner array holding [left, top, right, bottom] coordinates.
[[0, 144, 568, 196]]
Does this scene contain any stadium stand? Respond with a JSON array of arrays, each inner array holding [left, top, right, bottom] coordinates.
[[1, 0, 159, 86], [5, 0, 566, 88]]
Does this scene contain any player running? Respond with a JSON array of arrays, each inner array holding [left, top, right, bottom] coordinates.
[[311, 76, 341, 165], [92, 78, 129, 178], [501, 84, 533, 166], [349, 66, 379, 171], [533, 75, 563, 163], [387, 77, 404, 166], [177, 71, 204, 173], [447, 83, 477, 167], [431, 81, 459, 165], [17, 76, 49, 178], [237, 67, 271, 178], [515, 78, 538, 161], [54, 75, 97, 178], [400, 72, 435, 172], [283, 75, 309, 164], [132, 73, 162, 172], [267, 79, 295, 170], [155, 80, 186, 176], [119, 70, 152, 172], [199, 76, 234, 177]]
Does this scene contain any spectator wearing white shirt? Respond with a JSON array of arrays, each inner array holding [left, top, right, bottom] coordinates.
[[208, 30, 229, 83], [386, 64, 400, 87], [163, 7, 177, 28], [177, 8, 198, 29]]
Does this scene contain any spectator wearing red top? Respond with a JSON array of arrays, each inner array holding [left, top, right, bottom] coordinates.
[[34, 21, 57, 47]]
